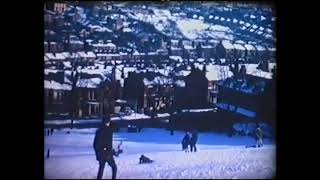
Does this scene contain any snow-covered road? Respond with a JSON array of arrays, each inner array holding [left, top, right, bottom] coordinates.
[[45, 128, 276, 179]]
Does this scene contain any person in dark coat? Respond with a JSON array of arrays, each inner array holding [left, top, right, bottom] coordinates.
[[93, 116, 117, 179], [255, 124, 264, 148], [181, 131, 191, 152], [139, 155, 154, 164], [190, 130, 198, 152]]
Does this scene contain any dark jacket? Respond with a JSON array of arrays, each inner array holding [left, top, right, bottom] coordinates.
[[190, 131, 198, 144], [93, 123, 115, 162], [139, 155, 153, 164], [182, 134, 190, 149]]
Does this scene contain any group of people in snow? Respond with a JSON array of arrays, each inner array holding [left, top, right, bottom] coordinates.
[[181, 130, 199, 152], [92, 115, 264, 179], [92, 115, 201, 179]]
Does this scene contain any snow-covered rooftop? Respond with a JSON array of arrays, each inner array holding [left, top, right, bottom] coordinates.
[[209, 39, 220, 44], [244, 44, 256, 51], [255, 45, 266, 51], [184, 45, 195, 50], [240, 63, 273, 79], [106, 42, 116, 48], [119, 52, 128, 55], [133, 51, 140, 55], [95, 27, 112, 33], [78, 51, 96, 58], [63, 62, 72, 68], [169, 56, 183, 62], [61, 52, 78, 59], [209, 25, 232, 33], [92, 43, 110, 47], [148, 52, 158, 55], [202, 45, 214, 48], [265, 34, 273, 39], [233, 44, 246, 51], [206, 64, 233, 81], [197, 58, 205, 62], [122, 27, 133, 33], [44, 80, 72, 90], [171, 47, 182, 50], [257, 31, 264, 35], [266, 28, 273, 34], [179, 70, 191, 76], [267, 47, 276, 52], [221, 40, 234, 50], [70, 40, 84, 44], [44, 69, 59, 75], [76, 78, 104, 88], [46, 53, 66, 60], [175, 80, 186, 87]]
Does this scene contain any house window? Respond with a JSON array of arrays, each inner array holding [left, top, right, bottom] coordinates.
[[90, 105, 95, 115], [95, 104, 100, 114], [88, 91, 96, 100], [93, 91, 97, 100], [89, 91, 93, 100], [94, 91, 97, 100], [58, 91, 63, 101], [53, 91, 58, 100]]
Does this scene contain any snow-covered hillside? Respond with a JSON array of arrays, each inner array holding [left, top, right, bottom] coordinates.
[[45, 128, 276, 179]]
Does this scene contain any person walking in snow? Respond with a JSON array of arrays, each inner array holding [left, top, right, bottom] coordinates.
[[190, 130, 198, 152], [93, 116, 117, 179], [255, 124, 264, 148], [182, 131, 191, 152]]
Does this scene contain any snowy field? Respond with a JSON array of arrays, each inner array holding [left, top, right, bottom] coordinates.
[[45, 128, 276, 179]]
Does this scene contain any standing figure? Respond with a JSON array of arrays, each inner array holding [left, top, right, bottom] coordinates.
[[93, 116, 117, 179], [255, 124, 264, 148], [190, 130, 198, 152], [181, 131, 191, 152]]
